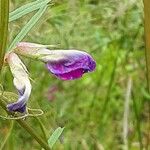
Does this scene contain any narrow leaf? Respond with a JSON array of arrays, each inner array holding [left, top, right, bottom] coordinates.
[[48, 127, 64, 148], [10, 0, 41, 17], [8, 5, 48, 51], [9, 0, 51, 22], [0, 0, 9, 69]]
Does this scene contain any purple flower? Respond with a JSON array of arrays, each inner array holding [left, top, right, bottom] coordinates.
[[45, 50, 96, 80], [5, 53, 31, 113], [15, 42, 96, 80]]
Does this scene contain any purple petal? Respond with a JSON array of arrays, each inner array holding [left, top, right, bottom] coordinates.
[[46, 51, 96, 80], [55, 69, 84, 80], [7, 103, 26, 113], [7, 89, 26, 113], [7, 91, 30, 113], [6, 80, 31, 113]]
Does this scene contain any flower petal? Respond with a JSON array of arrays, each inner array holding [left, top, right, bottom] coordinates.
[[5, 53, 31, 113], [7, 101, 26, 113], [46, 51, 96, 80], [52, 69, 84, 80]]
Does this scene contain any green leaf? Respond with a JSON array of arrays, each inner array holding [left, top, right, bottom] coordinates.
[[9, 0, 51, 22], [48, 127, 64, 148], [9, 0, 41, 17], [8, 5, 48, 51], [0, 0, 9, 69]]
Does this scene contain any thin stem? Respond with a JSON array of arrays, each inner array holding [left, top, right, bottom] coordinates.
[[0, 97, 50, 150], [34, 117, 48, 142], [143, 0, 150, 149], [132, 90, 143, 150], [0, 0, 9, 69]]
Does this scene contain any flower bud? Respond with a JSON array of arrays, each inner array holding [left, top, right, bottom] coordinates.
[[15, 42, 96, 80], [5, 52, 31, 113]]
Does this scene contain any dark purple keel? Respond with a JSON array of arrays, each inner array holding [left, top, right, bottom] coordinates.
[[7, 102, 26, 113], [7, 89, 27, 113]]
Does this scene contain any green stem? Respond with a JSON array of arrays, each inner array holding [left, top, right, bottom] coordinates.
[[35, 117, 48, 142], [0, 97, 50, 150], [143, 0, 150, 149], [132, 91, 143, 150], [0, 0, 9, 69]]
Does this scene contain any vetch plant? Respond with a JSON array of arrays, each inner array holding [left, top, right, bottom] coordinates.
[[0, 0, 149, 149], [4, 42, 96, 113], [0, 0, 96, 149]]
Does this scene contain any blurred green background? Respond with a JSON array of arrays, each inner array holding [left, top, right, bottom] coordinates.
[[0, 0, 149, 149]]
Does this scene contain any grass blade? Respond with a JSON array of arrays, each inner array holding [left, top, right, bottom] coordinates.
[[9, 0, 51, 22], [48, 127, 64, 148], [10, 0, 41, 17], [0, 0, 9, 69], [8, 5, 48, 51]]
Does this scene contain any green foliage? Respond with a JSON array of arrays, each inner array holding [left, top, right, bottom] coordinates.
[[48, 127, 64, 148], [8, 4, 48, 51], [0, 0, 149, 150], [9, 0, 51, 22]]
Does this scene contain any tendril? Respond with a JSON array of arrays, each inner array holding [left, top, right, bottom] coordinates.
[[0, 107, 44, 120]]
